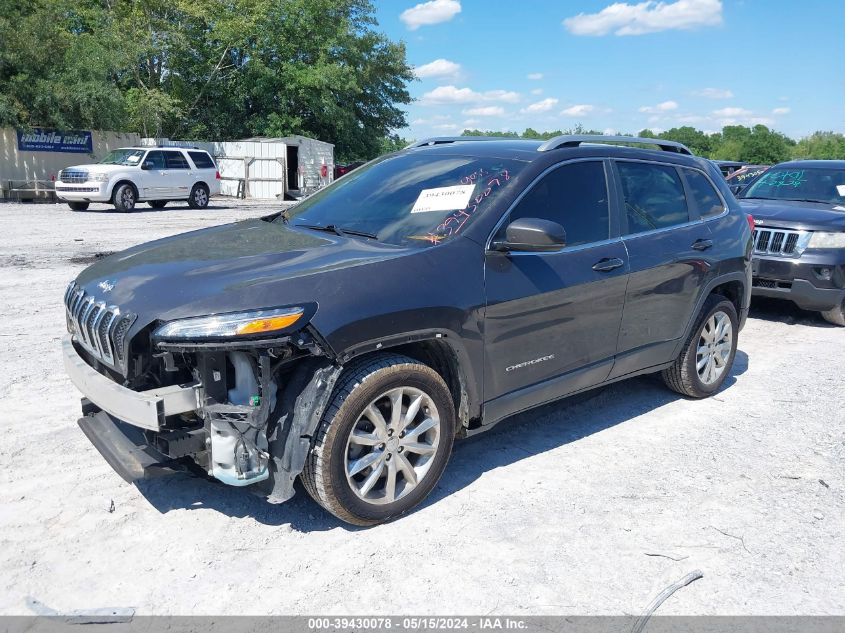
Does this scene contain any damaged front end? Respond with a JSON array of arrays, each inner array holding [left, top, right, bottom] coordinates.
[[64, 299, 343, 504]]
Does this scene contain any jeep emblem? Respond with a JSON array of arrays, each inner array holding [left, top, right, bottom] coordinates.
[[97, 280, 115, 293]]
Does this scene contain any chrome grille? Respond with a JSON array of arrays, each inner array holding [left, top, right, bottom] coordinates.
[[752, 227, 808, 257], [64, 282, 135, 368], [59, 169, 89, 184]]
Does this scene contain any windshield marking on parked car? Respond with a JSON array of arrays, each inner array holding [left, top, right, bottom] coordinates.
[[426, 169, 511, 244], [411, 184, 476, 213], [758, 170, 807, 188]]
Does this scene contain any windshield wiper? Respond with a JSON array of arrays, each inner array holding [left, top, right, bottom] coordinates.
[[295, 223, 379, 240]]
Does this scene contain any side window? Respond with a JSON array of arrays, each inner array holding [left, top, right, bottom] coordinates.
[[164, 151, 190, 169], [188, 151, 215, 169], [617, 162, 689, 234], [502, 161, 610, 247], [683, 168, 726, 217], [144, 151, 166, 170]]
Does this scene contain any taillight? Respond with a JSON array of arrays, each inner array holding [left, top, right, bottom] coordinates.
[[746, 214, 755, 232], [215, 170, 221, 180]]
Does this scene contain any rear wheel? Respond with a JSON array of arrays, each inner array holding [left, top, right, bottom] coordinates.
[[821, 298, 845, 326], [68, 202, 89, 211], [662, 294, 738, 398], [112, 183, 137, 212], [148, 200, 167, 209], [302, 354, 456, 526], [188, 183, 209, 209]]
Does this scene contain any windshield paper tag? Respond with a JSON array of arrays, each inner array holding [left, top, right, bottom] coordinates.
[[411, 185, 475, 213], [837, 185, 845, 197]]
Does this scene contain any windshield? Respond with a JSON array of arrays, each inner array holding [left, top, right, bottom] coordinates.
[[740, 166, 845, 205], [279, 153, 526, 247], [100, 148, 145, 166]]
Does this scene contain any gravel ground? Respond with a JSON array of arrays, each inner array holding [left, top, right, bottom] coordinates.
[[0, 200, 843, 616]]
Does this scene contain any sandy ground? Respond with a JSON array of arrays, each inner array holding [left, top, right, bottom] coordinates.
[[0, 199, 843, 616]]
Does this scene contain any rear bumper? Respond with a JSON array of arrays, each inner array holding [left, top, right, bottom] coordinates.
[[63, 336, 200, 431], [77, 405, 185, 483], [751, 252, 845, 311]]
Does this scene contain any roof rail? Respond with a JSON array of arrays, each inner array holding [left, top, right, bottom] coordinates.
[[405, 136, 520, 149], [537, 134, 692, 155]]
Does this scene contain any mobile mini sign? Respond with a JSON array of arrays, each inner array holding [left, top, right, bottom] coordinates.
[[16, 128, 93, 153]]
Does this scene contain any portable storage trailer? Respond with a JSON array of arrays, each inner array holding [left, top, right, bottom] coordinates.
[[142, 135, 334, 200]]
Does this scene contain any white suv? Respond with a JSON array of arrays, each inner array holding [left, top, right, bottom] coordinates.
[[55, 147, 221, 212]]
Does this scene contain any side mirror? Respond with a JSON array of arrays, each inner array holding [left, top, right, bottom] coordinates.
[[141, 161, 154, 170], [492, 217, 567, 253], [729, 184, 745, 195]]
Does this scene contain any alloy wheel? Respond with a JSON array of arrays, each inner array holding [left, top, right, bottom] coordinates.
[[344, 386, 441, 505], [696, 310, 733, 385]]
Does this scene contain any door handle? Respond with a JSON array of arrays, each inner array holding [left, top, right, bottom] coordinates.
[[592, 257, 624, 272], [691, 239, 714, 251]]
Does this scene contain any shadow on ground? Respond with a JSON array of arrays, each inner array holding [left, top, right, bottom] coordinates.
[[136, 351, 749, 532], [749, 297, 836, 328]]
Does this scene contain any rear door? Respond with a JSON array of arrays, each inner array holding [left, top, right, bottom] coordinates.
[[163, 150, 193, 198], [610, 160, 718, 377], [483, 160, 628, 421]]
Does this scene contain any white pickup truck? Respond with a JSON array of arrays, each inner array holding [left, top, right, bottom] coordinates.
[[55, 146, 221, 212]]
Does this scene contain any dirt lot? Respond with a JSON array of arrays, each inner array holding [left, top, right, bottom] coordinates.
[[0, 200, 842, 616]]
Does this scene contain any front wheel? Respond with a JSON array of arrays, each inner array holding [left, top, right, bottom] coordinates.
[[302, 354, 456, 526], [68, 202, 89, 211], [112, 183, 136, 212], [820, 298, 845, 327], [188, 183, 209, 209], [662, 294, 738, 398]]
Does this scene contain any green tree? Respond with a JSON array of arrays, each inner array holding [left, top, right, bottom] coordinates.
[[793, 131, 845, 160]]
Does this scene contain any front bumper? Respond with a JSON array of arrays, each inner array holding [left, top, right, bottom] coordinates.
[[63, 335, 200, 431], [751, 251, 845, 311], [55, 181, 111, 202]]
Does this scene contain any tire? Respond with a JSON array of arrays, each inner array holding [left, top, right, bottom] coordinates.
[[68, 202, 89, 211], [188, 183, 209, 209], [148, 200, 167, 209], [662, 294, 738, 398], [302, 353, 456, 526], [112, 183, 137, 212], [821, 298, 845, 326]]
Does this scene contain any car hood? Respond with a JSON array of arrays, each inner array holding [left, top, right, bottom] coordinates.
[[73, 219, 409, 329], [62, 163, 132, 174], [739, 199, 845, 232]]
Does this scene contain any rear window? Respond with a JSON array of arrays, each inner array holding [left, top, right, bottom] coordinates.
[[164, 151, 190, 169], [683, 169, 725, 217], [189, 151, 215, 169]]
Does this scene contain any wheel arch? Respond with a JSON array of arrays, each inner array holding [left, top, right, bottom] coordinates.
[[110, 179, 139, 202], [674, 272, 748, 358]]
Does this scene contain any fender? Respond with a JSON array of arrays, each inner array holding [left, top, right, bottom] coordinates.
[[672, 270, 750, 359]]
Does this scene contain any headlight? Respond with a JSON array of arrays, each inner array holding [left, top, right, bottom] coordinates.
[[154, 306, 305, 340], [89, 173, 110, 182], [808, 231, 845, 249]]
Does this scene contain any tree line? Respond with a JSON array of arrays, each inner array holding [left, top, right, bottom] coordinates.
[[0, 0, 413, 161], [461, 125, 845, 164]]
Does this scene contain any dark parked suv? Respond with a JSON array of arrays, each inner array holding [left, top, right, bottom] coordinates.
[[63, 135, 752, 525], [737, 160, 845, 325]]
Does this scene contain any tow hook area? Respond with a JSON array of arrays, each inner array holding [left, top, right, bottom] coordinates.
[[198, 351, 277, 486]]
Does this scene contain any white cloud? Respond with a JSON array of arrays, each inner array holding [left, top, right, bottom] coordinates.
[[561, 104, 596, 117], [432, 122, 462, 132], [692, 87, 733, 99], [773, 107, 791, 115], [463, 106, 505, 116], [463, 118, 481, 126], [527, 72, 544, 80], [522, 98, 559, 114], [400, 0, 461, 30], [639, 100, 679, 113], [415, 58, 462, 79], [530, 88, 543, 95], [420, 85, 520, 105], [564, 0, 723, 36], [712, 106, 752, 118]]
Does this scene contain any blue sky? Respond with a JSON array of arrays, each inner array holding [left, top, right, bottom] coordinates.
[[373, 0, 844, 140]]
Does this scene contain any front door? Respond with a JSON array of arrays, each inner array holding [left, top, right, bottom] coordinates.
[[138, 150, 169, 199], [483, 160, 628, 423]]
